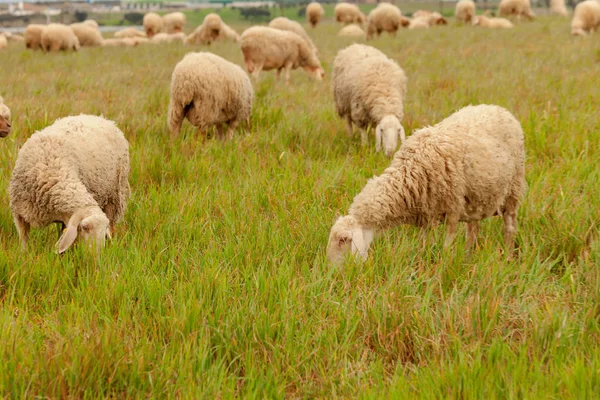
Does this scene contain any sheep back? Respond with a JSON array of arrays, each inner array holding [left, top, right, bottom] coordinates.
[[71, 23, 104, 47]]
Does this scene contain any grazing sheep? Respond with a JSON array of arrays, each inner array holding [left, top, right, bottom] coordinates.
[[151, 32, 186, 44], [409, 12, 448, 28], [143, 12, 164, 38], [2, 32, 25, 42], [269, 17, 318, 55], [0, 95, 11, 138], [412, 10, 432, 19], [366, 3, 408, 40], [240, 26, 325, 83], [327, 104, 526, 265], [10, 115, 131, 253], [102, 38, 138, 47], [551, 0, 569, 16], [41, 24, 80, 52], [185, 13, 223, 45], [338, 24, 366, 38], [219, 23, 240, 42], [24, 24, 45, 50], [163, 12, 187, 33], [498, 0, 535, 20], [0, 34, 6, 50], [333, 44, 407, 157], [83, 19, 99, 29], [168, 52, 254, 140], [307, 2, 325, 27], [571, 0, 600, 36], [71, 23, 104, 47], [473, 15, 514, 28], [455, 0, 476, 23], [335, 3, 367, 25], [114, 27, 147, 38], [408, 18, 430, 29]]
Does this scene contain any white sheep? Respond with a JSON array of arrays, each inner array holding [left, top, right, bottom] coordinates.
[[332, 44, 407, 157], [269, 17, 318, 55], [114, 27, 147, 38], [240, 26, 324, 83], [151, 32, 186, 44], [143, 12, 164, 38], [306, 2, 325, 28], [338, 24, 366, 38], [366, 3, 409, 39], [551, 0, 569, 16], [168, 52, 254, 140], [83, 19, 99, 29], [473, 15, 514, 28], [455, 0, 476, 23], [163, 12, 186, 33], [571, 0, 600, 36], [41, 24, 80, 52], [0, 95, 11, 137], [70, 22, 104, 47], [24, 24, 45, 50], [10, 115, 131, 253], [327, 104, 526, 265], [335, 3, 367, 25], [408, 11, 448, 28], [498, 0, 535, 20], [185, 13, 239, 45]]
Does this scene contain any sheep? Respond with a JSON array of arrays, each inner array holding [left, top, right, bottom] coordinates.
[[70, 22, 104, 47], [185, 13, 223, 45], [240, 26, 325, 83], [338, 24, 366, 38], [473, 15, 515, 28], [114, 27, 147, 38], [0, 34, 6, 50], [268, 17, 318, 55], [152, 32, 186, 44], [41, 24, 80, 52], [408, 18, 430, 29], [168, 52, 254, 140], [327, 104, 526, 265], [551, 0, 569, 16], [571, 0, 600, 36], [143, 12, 164, 38], [24, 24, 45, 50], [498, 0, 535, 21], [219, 23, 240, 42], [102, 38, 138, 47], [455, 0, 476, 23], [0, 95, 11, 138], [333, 44, 407, 157], [10, 115, 131, 253], [408, 12, 448, 28], [83, 19, 99, 29], [412, 10, 432, 19], [335, 3, 367, 25], [307, 2, 325, 28], [366, 3, 408, 40], [163, 12, 186, 33]]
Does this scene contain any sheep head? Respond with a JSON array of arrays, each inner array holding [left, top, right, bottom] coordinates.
[[327, 216, 374, 265], [56, 207, 110, 254], [0, 104, 11, 137], [376, 115, 404, 157]]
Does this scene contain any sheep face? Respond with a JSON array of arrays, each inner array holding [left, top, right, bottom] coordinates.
[[327, 216, 374, 265], [376, 116, 405, 157], [56, 210, 110, 253], [304, 65, 325, 80], [0, 104, 11, 137]]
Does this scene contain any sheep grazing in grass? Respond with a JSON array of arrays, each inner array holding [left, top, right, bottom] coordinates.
[[152, 32, 186, 44], [269, 17, 318, 55], [366, 3, 409, 40], [163, 12, 187, 33], [114, 27, 147, 39], [335, 3, 367, 25], [0, 95, 11, 137], [41, 24, 80, 52], [455, 0, 476, 23], [24, 24, 45, 50], [473, 15, 514, 28], [143, 12, 164, 38], [185, 13, 239, 45], [338, 24, 366, 38], [240, 26, 324, 83], [2, 32, 25, 43], [412, 10, 431, 19], [307, 2, 325, 27], [168, 52, 254, 140], [498, 0, 535, 21], [327, 104, 526, 265], [333, 44, 407, 157], [70, 23, 104, 47], [219, 23, 240, 42], [551, 0, 569, 16], [571, 0, 600, 36], [409, 11, 448, 28], [10, 115, 131, 253]]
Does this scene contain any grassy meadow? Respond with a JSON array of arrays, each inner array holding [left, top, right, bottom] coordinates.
[[1, 11, 600, 398]]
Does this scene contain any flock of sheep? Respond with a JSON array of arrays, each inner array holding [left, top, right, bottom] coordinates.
[[0, 0, 596, 261]]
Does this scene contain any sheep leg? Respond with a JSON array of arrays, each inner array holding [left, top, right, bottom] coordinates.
[[503, 209, 518, 253], [251, 63, 263, 81], [284, 61, 293, 85], [346, 116, 353, 137], [226, 120, 239, 140], [375, 126, 382, 152], [444, 215, 460, 249], [466, 221, 479, 248], [360, 128, 368, 147], [216, 124, 226, 140], [14, 215, 30, 250]]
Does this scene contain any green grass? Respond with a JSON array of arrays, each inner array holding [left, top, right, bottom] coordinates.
[[1, 15, 600, 398]]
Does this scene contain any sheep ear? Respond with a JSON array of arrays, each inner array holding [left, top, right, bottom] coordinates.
[[55, 216, 82, 254]]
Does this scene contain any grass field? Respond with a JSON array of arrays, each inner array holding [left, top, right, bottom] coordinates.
[[1, 13, 600, 398]]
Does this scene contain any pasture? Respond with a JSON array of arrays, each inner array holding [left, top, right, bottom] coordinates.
[[1, 12, 600, 398]]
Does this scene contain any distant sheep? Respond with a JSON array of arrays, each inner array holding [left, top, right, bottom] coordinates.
[[269, 17, 318, 55], [240, 26, 324, 83], [114, 27, 147, 38], [473, 15, 514, 28], [24, 24, 45, 50], [366, 3, 408, 40], [338, 24, 366, 38], [185, 13, 238, 45], [0, 95, 11, 137], [551, 0, 569, 16], [2, 32, 25, 42], [41, 24, 80, 52], [71, 22, 104, 47], [307, 2, 325, 27], [163, 12, 186, 33], [498, 0, 535, 20], [219, 23, 240, 42], [409, 12, 448, 28], [83, 19, 99, 29], [168, 52, 254, 140], [571, 0, 600, 36], [327, 104, 526, 264], [10, 115, 131, 253], [333, 44, 407, 157], [455, 0, 476, 23], [143, 12, 164, 38], [335, 3, 367, 25], [412, 10, 431, 19], [152, 32, 186, 44], [0, 34, 6, 50]]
